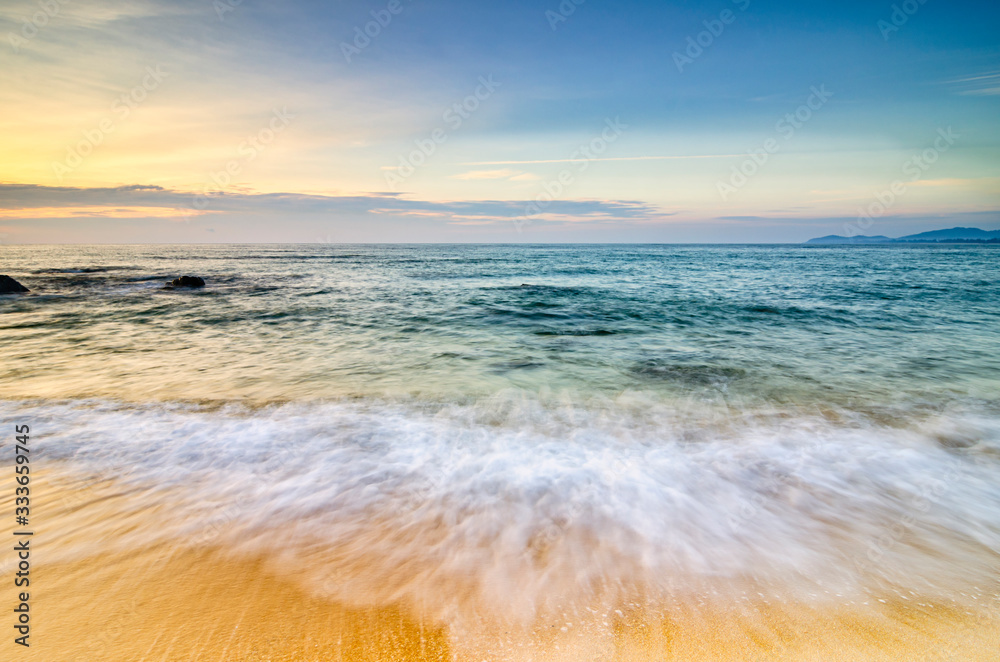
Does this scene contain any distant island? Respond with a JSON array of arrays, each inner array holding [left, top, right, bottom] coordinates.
[[806, 227, 1000, 244]]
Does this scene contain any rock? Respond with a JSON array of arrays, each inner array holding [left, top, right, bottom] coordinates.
[[0, 275, 29, 293], [164, 276, 205, 289]]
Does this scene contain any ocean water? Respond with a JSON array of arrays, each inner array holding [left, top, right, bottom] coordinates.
[[2, 244, 1000, 655]]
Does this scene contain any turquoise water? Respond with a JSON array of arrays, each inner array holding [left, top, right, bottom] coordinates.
[[2, 243, 999, 407], [1, 243, 999, 623]]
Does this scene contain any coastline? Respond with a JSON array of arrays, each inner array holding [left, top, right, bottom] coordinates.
[[20, 488, 1000, 661], [8, 455, 999, 661]]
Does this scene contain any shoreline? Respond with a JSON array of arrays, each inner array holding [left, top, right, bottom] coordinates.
[[25, 547, 1000, 661], [9, 467, 999, 661]]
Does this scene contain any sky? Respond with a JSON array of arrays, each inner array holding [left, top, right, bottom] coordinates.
[[0, 0, 998, 243]]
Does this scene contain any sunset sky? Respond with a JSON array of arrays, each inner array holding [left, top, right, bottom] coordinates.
[[1, 0, 998, 243]]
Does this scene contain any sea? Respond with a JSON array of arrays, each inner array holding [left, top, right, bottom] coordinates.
[[1, 243, 999, 659]]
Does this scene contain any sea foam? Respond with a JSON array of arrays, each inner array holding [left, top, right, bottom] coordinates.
[[7, 396, 1000, 626]]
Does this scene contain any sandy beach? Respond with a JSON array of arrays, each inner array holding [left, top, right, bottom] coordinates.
[[10, 466, 997, 662]]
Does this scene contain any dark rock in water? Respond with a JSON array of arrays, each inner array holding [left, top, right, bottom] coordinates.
[[0, 275, 29, 293], [164, 276, 206, 289]]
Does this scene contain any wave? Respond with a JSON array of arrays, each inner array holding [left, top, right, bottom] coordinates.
[[7, 396, 999, 630]]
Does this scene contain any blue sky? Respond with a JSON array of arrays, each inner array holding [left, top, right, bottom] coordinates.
[[0, 0, 998, 242]]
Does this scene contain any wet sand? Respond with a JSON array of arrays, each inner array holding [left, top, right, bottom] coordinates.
[[11, 469, 1000, 661], [23, 547, 1000, 661]]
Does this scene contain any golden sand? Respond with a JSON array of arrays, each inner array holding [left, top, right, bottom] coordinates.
[[8, 469, 999, 661]]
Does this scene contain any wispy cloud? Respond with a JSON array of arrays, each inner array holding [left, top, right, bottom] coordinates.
[[0, 183, 664, 225], [942, 70, 1000, 96], [461, 154, 746, 166], [0, 205, 206, 219], [909, 177, 1000, 188], [450, 168, 524, 180]]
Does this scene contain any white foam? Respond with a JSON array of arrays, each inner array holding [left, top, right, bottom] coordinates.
[[6, 396, 1000, 622]]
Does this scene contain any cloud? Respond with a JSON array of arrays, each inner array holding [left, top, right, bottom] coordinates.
[[0, 205, 205, 219], [461, 154, 745, 166], [943, 70, 1000, 96], [448, 169, 543, 182], [909, 177, 1000, 189], [450, 169, 524, 180], [0, 183, 665, 225]]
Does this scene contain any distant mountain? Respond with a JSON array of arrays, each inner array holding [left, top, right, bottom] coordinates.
[[896, 227, 1000, 242], [806, 227, 1000, 244], [807, 234, 892, 244]]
